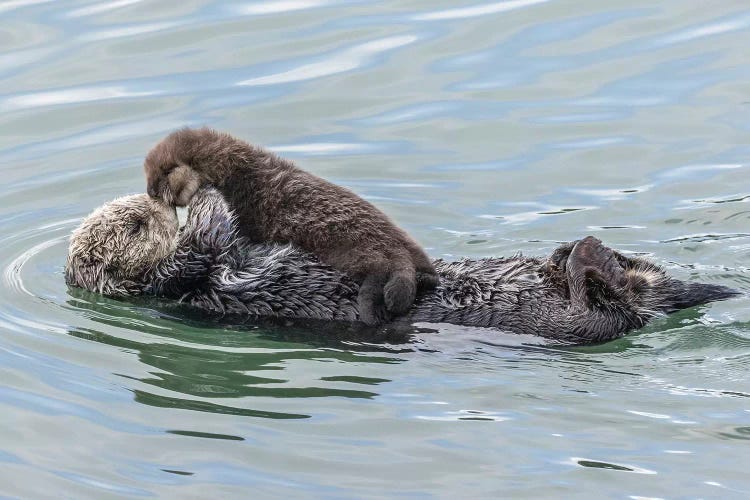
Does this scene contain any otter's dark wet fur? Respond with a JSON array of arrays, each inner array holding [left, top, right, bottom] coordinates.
[[144, 127, 439, 326], [66, 188, 739, 345]]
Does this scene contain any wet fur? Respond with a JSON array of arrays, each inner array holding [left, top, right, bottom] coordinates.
[[144, 127, 439, 325], [65, 188, 739, 345], [65, 195, 178, 296]]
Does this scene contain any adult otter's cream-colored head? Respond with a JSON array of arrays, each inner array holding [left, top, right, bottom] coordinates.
[[65, 194, 179, 296]]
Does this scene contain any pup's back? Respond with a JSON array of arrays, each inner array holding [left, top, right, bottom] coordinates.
[[144, 127, 439, 325]]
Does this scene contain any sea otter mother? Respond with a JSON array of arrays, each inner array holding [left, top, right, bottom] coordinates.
[[65, 188, 738, 345]]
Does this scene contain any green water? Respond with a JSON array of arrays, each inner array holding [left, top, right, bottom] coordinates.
[[1, 0, 750, 497]]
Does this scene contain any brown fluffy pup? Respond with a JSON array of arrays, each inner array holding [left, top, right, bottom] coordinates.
[[144, 127, 439, 325]]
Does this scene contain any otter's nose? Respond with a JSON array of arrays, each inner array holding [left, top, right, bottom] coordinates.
[[147, 183, 159, 199]]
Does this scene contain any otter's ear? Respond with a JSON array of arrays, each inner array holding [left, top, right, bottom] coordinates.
[[167, 164, 201, 207]]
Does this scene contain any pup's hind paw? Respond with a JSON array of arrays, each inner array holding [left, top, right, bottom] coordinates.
[[358, 301, 390, 326], [416, 271, 440, 291], [384, 273, 417, 314], [357, 274, 390, 326]]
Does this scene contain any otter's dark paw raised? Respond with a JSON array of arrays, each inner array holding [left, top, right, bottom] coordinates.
[[569, 236, 626, 287], [548, 240, 578, 272], [565, 236, 627, 307]]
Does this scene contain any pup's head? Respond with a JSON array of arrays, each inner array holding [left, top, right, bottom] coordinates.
[[65, 194, 179, 296], [144, 128, 215, 207]]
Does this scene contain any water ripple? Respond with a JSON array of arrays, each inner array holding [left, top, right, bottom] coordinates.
[[657, 13, 750, 46], [0, 0, 54, 14], [2, 85, 159, 112], [66, 0, 147, 18], [567, 457, 656, 475], [234, 0, 339, 16], [271, 141, 377, 155], [412, 0, 549, 22], [237, 34, 419, 86], [79, 22, 181, 42], [4, 234, 69, 297]]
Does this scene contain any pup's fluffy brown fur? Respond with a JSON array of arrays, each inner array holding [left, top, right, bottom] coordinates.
[[144, 127, 438, 325]]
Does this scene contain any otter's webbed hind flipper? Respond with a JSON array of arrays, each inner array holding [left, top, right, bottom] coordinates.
[[663, 281, 740, 312], [624, 265, 741, 315]]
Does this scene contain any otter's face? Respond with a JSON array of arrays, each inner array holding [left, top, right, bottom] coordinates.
[[65, 194, 179, 296], [144, 131, 203, 207]]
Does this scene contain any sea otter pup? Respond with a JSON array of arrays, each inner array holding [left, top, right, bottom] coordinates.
[[143, 127, 439, 325], [65, 188, 739, 345]]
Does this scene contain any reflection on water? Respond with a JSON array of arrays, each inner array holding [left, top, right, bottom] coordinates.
[[1, 0, 749, 497], [65, 289, 411, 420], [68, 327, 384, 419]]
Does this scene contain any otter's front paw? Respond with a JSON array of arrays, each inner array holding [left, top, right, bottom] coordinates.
[[568, 236, 626, 288], [548, 240, 579, 272], [566, 236, 627, 308]]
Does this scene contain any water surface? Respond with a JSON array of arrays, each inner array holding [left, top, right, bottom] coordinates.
[[1, 0, 750, 497]]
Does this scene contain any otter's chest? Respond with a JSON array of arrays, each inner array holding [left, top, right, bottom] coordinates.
[[432, 257, 550, 308]]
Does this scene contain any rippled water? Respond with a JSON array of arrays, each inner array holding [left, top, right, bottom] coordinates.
[[2, 0, 750, 497]]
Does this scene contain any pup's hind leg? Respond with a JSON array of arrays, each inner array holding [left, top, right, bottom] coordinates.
[[404, 242, 439, 291], [357, 273, 390, 326]]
